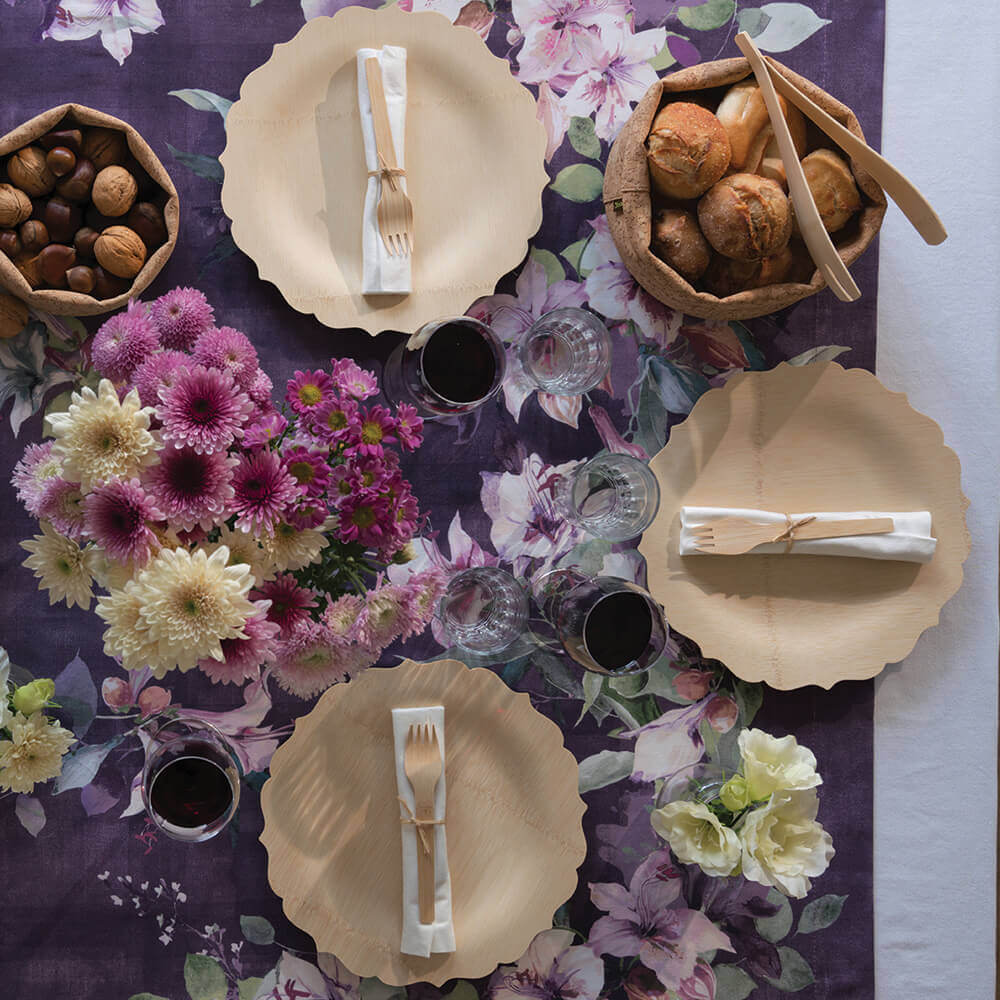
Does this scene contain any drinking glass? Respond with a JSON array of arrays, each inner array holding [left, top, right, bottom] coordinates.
[[383, 316, 506, 418], [519, 307, 611, 395], [140, 717, 241, 843], [553, 454, 661, 542], [532, 570, 667, 676], [439, 566, 529, 655]]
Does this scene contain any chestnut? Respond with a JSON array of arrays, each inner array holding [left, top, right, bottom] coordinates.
[[13, 252, 42, 289], [66, 265, 96, 295], [0, 229, 21, 259], [38, 243, 76, 289], [55, 157, 96, 203], [92, 265, 130, 300], [74, 226, 101, 258], [81, 127, 127, 170], [85, 205, 120, 231], [46, 146, 76, 178], [126, 201, 167, 251], [42, 196, 82, 243], [19, 220, 49, 254], [39, 129, 83, 154]]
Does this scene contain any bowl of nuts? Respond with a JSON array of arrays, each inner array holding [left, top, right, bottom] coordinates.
[[0, 103, 179, 315], [603, 58, 886, 321]]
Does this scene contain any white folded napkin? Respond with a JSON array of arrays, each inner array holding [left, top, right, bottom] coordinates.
[[392, 706, 454, 957], [357, 45, 411, 296], [680, 507, 936, 563]]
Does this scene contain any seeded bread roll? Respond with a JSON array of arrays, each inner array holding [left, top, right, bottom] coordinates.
[[650, 207, 711, 282], [697, 173, 792, 262], [799, 148, 862, 233], [646, 102, 732, 200], [715, 81, 789, 172]]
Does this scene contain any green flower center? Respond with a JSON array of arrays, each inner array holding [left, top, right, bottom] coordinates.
[[327, 409, 348, 431], [298, 384, 323, 406], [361, 421, 383, 446], [277, 522, 296, 538], [361, 471, 374, 488], [351, 505, 376, 529], [288, 461, 314, 484]]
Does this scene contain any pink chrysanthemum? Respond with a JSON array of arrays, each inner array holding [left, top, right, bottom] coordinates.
[[350, 405, 399, 458], [330, 358, 379, 400], [286, 369, 335, 416], [307, 394, 361, 445], [247, 369, 274, 409], [251, 573, 317, 635], [37, 478, 86, 540], [271, 619, 369, 698], [157, 365, 253, 454], [231, 450, 299, 535], [197, 605, 280, 685], [322, 593, 365, 642], [90, 301, 160, 382], [150, 287, 215, 351], [286, 503, 327, 531], [394, 403, 424, 451], [356, 582, 413, 649], [243, 413, 288, 450], [143, 445, 237, 531], [337, 492, 392, 548], [11, 441, 62, 516], [82, 478, 163, 566], [282, 446, 330, 499], [132, 349, 189, 407], [192, 326, 259, 392], [401, 568, 448, 639]]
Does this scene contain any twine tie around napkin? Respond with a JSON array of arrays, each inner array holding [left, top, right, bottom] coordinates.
[[771, 514, 816, 552], [397, 795, 444, 856], [369, 153, 406, 191]]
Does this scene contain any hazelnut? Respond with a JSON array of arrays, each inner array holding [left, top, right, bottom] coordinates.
[[127, 201, 167, 251], [7, 147, 56, 197], [92, 265, 131, 300], [19, 220, 49, 254], [92, 165, 138, 217], [13, 252, 42, 289], [0, 229, 21, 258], [38, 244, 76, 288], [95, 225, 145, 278], [55, 157, 96, 203], [66, 265, 96, 295], [0, 291, 29, 339], [0, 184, 32, 228], [74, 226, 101, 258], [39, 129, 83, 154], [42, 197, 82, 243], [81, 127, 127, 170], [46, 147, 76, 178]]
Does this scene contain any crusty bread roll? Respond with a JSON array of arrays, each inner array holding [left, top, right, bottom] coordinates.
[[646, 102, 731, 200], [715, 81, 789, 171], [747, 105, 808, 187], [650, 207, 711, 282], [697, 173, 792, 262], [702, 244, 796, 297], [799, 148, 862, 232]]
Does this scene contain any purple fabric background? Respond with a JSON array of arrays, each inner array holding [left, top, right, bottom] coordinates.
[[0, 2, 884, 998]]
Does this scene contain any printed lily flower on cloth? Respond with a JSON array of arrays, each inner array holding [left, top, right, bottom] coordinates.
[[0, 325, 76, 436], [489, 928, 605, 1000], [41, 0, 165, 66]]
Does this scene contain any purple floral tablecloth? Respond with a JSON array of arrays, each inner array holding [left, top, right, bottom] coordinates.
[[0, 2, 885, 998]]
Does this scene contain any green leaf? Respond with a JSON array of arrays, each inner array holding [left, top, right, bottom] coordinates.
[[129, 994, 172, 1000], [167, 144, 224, 184], [14, 795, 45, 837], [560, 236, 591, 278], [530, 247, 565, 286], [797, 893, 848, 934], [678, 0, 736, 31], [360, 978, 407, 1000], [648, 38, 679, 72], [240, 915, 275, 945], [578, 671, 605, 724], [755, 887, 793, 942], [578, 749, 634, 793], [787, 344, 851, 366], [713, 964, 756, 1000], [184, 953, 228, 1000], [764, 946, 816, 992], [747, 3, 831, 53], [550, 163, 604, 204], [238, 978, 263, 1000], [199, 233, 241, 279], [737, 8, 770, 37], [168, 89, 233, 121], [733, 678, 763, 727], [442, 983, 478, 1000], [567, 116, 601, 160], [52, 737, 123, 794], [608, 673, 646, 698]]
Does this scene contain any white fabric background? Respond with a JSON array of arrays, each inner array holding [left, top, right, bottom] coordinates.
[[876, 1, 999, 996]]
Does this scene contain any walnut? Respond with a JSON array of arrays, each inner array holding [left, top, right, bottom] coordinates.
[[94, 225, 146, 278], [0, 291, 28, 338], [91, 166, 138, 217], [7, 147, 56, 197], [0, 184, 32, 228]]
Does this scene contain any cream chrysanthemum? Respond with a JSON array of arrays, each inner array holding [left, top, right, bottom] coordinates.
[[46, 379, 158, 491], [95, 585, 161, 671], [268, 520, 329, 573], [20, 522, 96, 609], [204, 523, 276, 583], [0, 711, 76, 794], [89, 547, 140, 592]]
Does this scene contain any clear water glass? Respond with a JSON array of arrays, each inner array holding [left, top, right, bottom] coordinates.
[[519, 307, 612, 395], [439, 567, 529, 655], [140, 717, 241, 843], [554, 454, 661, 542]]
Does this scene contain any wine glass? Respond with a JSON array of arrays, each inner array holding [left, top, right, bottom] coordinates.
[[519, 307, 612, 395], [383, 316, 506, 418], [438, 566, 528, 655], [140, 717, 241, 843], [532, 570, 667, 676]]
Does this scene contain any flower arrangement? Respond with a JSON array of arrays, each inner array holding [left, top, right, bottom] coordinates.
[[649, 728, 835, 898], [12, 287, 445, 699]]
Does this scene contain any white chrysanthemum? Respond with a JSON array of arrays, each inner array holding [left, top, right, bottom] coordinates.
[[20, 522, 96, 609], [268, 520, 329, 573], [46, 379, 158, 491], [0, 648, 11, 731], [95, 585, 162, 672], [89, 546, 140, 592], [0, 711, 76, 794], [204, 523, 276, 583]]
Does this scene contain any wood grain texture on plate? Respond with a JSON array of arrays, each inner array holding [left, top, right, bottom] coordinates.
[[260, 658, 586, 985], [220, 6, 548, 334], [638, 363, 970, 689]]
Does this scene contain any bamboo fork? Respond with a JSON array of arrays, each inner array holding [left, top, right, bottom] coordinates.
[[365, 56, 414, 257], [403, 722, 442, 925], [691, 516, 894, 556]]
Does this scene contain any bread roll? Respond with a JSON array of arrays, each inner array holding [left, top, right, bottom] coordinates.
[[702, 244, 796, 297], [646, 102, 731, 200], [697, 173, 792, 262], [747, 105, 808, 187], [799, 149, 862, 232], [650, 207, 710, 281], [715, 81, 789, 171]]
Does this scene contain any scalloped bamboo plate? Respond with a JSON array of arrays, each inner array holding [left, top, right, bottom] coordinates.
[[220, 6, 548, 334], [260, 658, 586, 985], [638, 363, 969, 689]]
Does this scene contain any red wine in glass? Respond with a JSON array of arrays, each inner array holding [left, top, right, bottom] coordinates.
[[583, 591, 654, 671], [149, 753, 234, 829]]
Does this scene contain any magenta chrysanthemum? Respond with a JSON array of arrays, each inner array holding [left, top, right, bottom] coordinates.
[[37, 478, 86, 540], [82, 478, 163, 566], [143, 445, 237, 531], [197, 605, 280, 685], [286, 503, 327, 531], [282, 446, 330, 499], [286, 369, 335, 416], [394, 403, 424, 451], [251, 573, 317, 635], [271, 619, 365, 698], [351, 405, 399, 458], [157, 365, 253, 454], [11, 441, 62, 516], [150, 287, 215, 351], [192, 326, 259, 392], [330, 358, 378, 400], [231, 450, 299, 534], [308, 395, 361, 445], [132, 349, 189, 407], [247, 369, 274, 408], [243, 413, 288, 449], [90, 301, 160, 382], [337, 492, 392, 548]]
